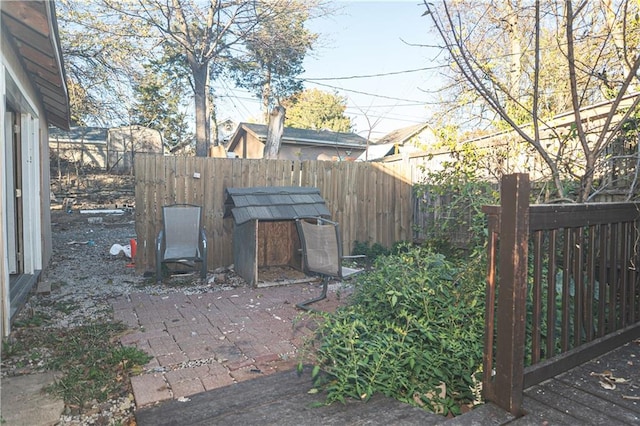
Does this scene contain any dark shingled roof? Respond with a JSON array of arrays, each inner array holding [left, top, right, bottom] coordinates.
[[232, 123, 369, 149], [224, 187, 331, 224]]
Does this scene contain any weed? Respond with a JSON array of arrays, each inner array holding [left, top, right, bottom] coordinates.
[[51, 281, 67, 291], [13, 312, 51, 328], [5, 321, 151, 412], [2, 338, 23, 357], [54, 300, 79, 314]]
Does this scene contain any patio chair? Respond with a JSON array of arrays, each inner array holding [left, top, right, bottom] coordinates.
[[156, 204, 208, 283], [295, 216, 365, 310]]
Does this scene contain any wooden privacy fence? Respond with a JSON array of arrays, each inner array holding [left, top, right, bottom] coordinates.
[[134, 154, 413, 275], [482, 173, 640, 416]]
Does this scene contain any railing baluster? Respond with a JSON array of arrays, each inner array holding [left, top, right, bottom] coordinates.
[[586, 225, 596, 342], [547, 229, 557, 358], [574, 227, 584, 347], [532, 231, 543, 364], [621, 222, 630, 327], [609, 224, 619, 332], [598, 223, 607, 337], [562, 228, 571, 352]]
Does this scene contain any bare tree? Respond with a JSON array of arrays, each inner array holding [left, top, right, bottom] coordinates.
[[423, 0, 640, 201], [67, 1, 325, 157]]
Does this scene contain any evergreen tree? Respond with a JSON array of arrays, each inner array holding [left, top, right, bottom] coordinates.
[[132, 48, 191, 150]]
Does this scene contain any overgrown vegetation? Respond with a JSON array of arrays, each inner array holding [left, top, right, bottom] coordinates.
[[301, 136, 497, 416], [2, 322, 151, 413], [301, 245, 486, 416]]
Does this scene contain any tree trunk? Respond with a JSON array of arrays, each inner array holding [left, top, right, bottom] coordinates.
[[264, 106, 286, 159], [192, 62, 210, 157], [262, 68, 272, 123]]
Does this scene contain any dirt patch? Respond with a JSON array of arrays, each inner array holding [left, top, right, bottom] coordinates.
[[51, 173, 135, 211]]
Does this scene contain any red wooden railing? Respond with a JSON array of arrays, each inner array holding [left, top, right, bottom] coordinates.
[[482, 173, 640, 415]]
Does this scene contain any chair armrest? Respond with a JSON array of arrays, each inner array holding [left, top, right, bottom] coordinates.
[[294, 216, 337, 226]]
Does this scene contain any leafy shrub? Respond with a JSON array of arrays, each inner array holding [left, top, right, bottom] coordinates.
[[304, 246, 486, 415], [351, 240, 390, 260]]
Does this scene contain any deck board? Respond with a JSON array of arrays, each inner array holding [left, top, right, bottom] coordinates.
[[512, 397, 579, 425], [135, 341, 640, 425], [517, 340, 640, 425], [135, 368, 444, 426], [538, 378, 640, 424]]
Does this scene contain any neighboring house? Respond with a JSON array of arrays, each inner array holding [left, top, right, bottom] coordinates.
[[216, 118, 236, 146], [380, 93, 640, 188], [2, 0, 71, 336], [227, 122, 369, 161], [49, 125, 164, 173], [357, 123, 437, 162]]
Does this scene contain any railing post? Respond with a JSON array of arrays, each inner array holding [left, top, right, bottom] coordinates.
[[493, 173, 530, 415]]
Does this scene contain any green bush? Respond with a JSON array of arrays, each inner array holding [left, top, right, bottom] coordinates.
[[304, 246, 486, 415]]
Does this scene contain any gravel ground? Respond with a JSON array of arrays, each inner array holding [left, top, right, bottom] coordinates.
[[2, 203, 249, 425]]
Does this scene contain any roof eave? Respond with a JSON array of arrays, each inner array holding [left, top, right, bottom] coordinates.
[[2, 0, 71, 130]]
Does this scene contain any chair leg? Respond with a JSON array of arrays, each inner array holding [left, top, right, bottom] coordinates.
[[156, 253, 162, 284], [296, 276, 329, 311], [200, 260, 207, 281]]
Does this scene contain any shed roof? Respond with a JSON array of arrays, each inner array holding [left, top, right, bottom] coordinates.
[[49, 126, 108, 144], [224, 186, 331, 225]]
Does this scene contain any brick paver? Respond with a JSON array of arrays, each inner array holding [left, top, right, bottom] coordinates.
[[112, 282, 350, 408]]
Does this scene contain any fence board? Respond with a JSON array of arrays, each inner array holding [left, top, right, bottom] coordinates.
[[134, 155, 413, 275]]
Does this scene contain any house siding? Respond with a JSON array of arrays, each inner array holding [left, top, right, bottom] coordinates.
[[230, 132, 365, 161], [228, 123, 368, 161], [1, 25, 53, 336]]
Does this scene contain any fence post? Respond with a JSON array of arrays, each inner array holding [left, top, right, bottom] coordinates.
[[493, 173, 530, 415]]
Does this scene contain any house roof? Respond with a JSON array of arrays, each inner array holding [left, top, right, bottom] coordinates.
[[374, 123, 432, 145], [2, 1, 70, 130], [224, 186, 331, 225], [228, 122, 369, 152], [49, 126, 108, 144], [356, 123, 434, 161], [356, 143, 396, 162], [460, 91, 640, 146]]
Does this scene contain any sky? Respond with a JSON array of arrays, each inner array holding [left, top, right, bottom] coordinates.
[[215, 0, 443, 141]]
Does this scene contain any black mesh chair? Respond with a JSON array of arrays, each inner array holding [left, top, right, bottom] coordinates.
[[295, 216, 365, 310]]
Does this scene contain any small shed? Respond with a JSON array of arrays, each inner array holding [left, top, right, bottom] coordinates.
[[224, 186, 331, 286]]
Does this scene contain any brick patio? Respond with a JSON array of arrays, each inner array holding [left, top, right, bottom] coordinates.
[[111, 282, 349, 408]]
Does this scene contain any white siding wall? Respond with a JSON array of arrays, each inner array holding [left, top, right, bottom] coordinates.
[[1, 64, 8, 337], [2, 38, 46, 336]]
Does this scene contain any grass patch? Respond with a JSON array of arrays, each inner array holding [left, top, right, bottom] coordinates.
[[53, 300, 80, 314], [3, 322, 151, 413], [13, 312, 52, 328]]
